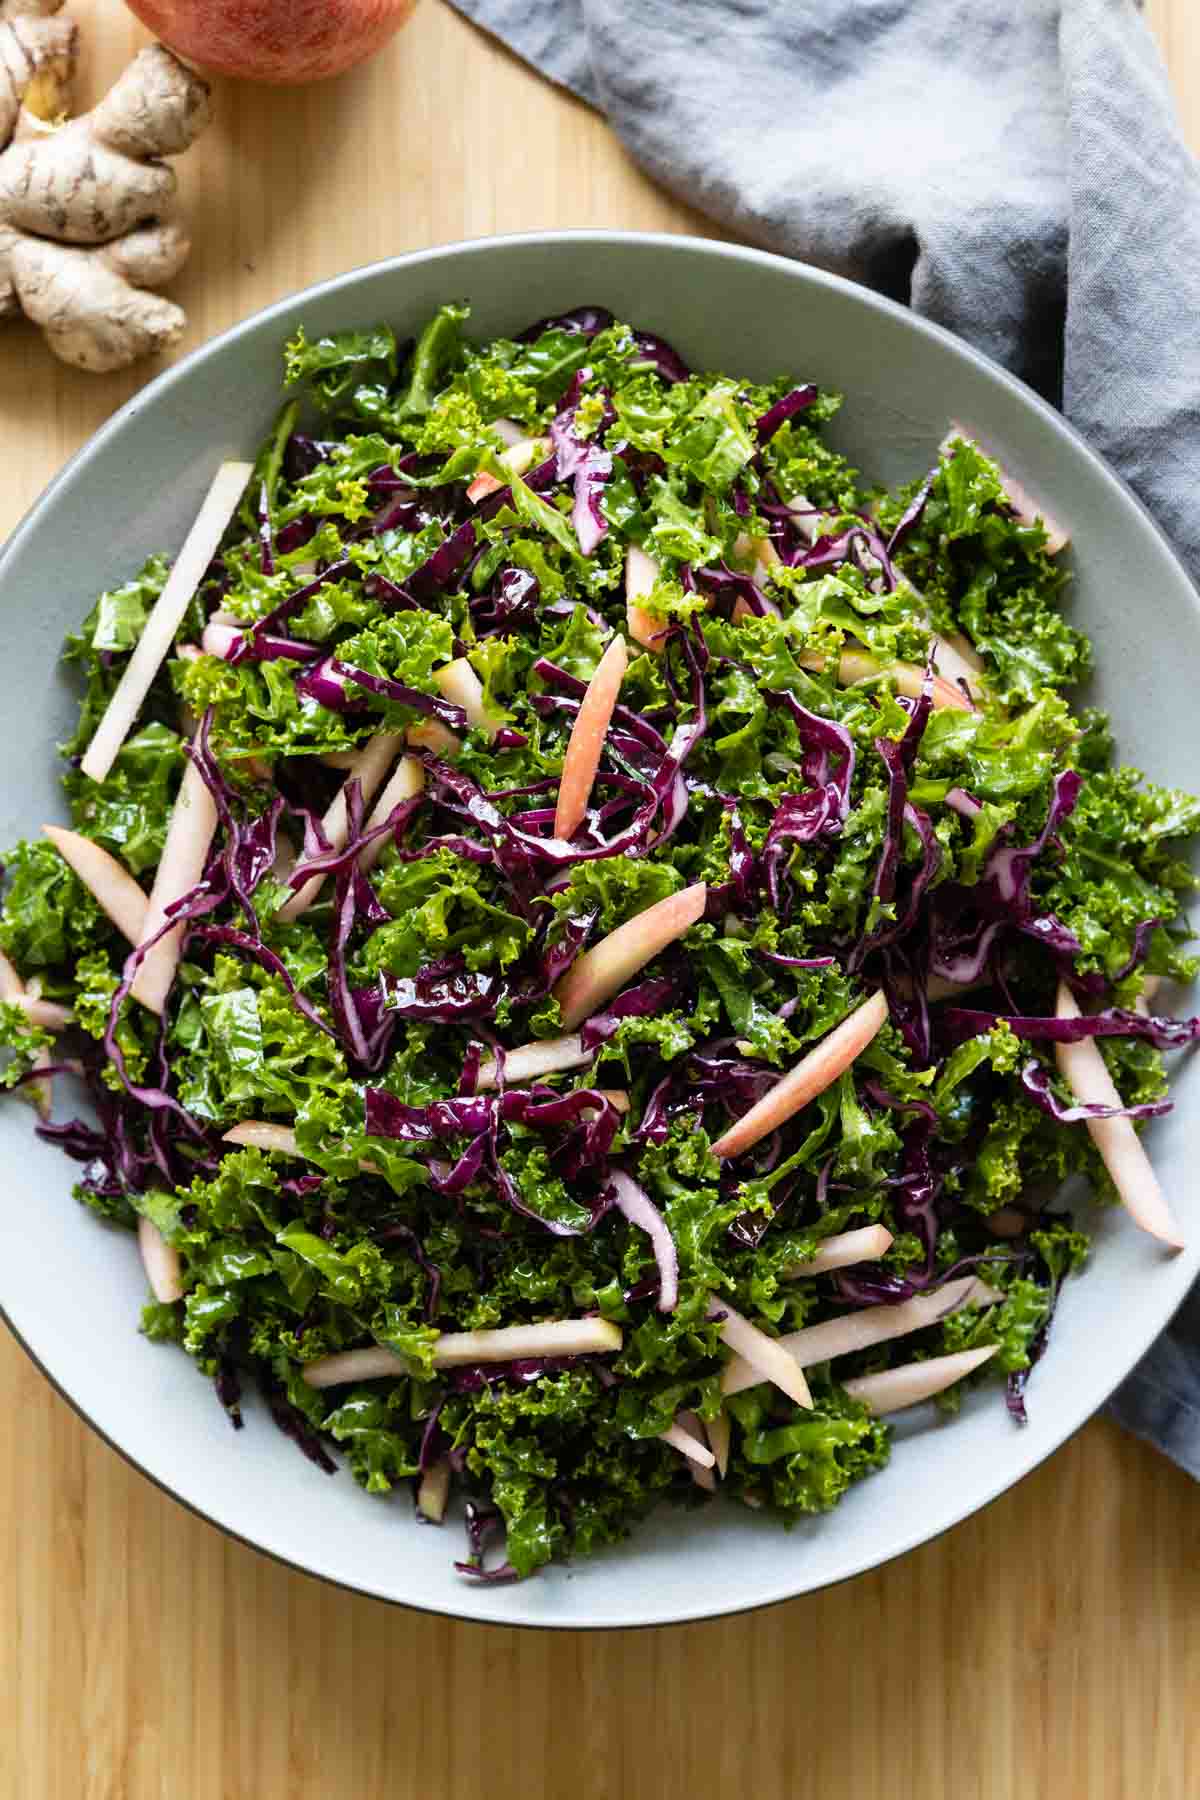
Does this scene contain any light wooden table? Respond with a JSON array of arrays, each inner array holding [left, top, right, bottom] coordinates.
[[3, 3, 1200, 1795]]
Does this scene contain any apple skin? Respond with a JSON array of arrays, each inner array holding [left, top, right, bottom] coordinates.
[[123, 0, 419, 83]]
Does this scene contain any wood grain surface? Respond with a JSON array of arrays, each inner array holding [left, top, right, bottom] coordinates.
[[3, 4, 1199, 1796]]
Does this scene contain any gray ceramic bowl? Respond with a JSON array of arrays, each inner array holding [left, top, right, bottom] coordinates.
[[2, 233, 1197, 1629]]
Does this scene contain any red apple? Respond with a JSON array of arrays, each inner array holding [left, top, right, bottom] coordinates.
[[123, 0, 419, 84]]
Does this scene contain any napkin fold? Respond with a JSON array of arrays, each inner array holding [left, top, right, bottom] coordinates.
[[451, 0, 1200, 1474]]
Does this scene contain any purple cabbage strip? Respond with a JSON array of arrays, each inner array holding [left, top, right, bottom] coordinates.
[[768, 689, 857, 807], [294, 655, 368, 714], [415, 1398, 444, 1467], [282, 792, 423, 890], [931, 792, 1086, 978], [579, 972, 682, 1050], [330, 866, 395, 1071], [877, 943, 932, 1065], [532, 658, 669, 755], [939, 1006, 1200, 1051], [1067, 918, 1163, 999], [190, 709, 284, 934], [550, 374, 614, 556], [449, 1353, 596, 1393], [847, 686, 935, 975], [1007, 1218, 1079, 1423], [1018, 1059, 1172, 1122], [705, 801, 760, 919], [470, 566, 540, 636], [885, 469, 937, 555], [365, 1081, 622, 1234], [104, 879, 227, 1129], [332, 661, 469, 733], [403, 520, 478, 604], [755, 384, 817, 444], [240, 558, 356, 647], [190, 924, 338, 1044], [607, 1170, 678, 1311], [985, 769, 1082, 906], [262, 1378, 337, 1474], [284, 433, 339, 481], [225, 629, 322, 666], [756, 950, 837, 970], [517, 305, 613, 340], [455, 1501, 519, 1582], [797, 524, 897, 589], [694, 562, 778, 619], [629, 329, 690, 384]]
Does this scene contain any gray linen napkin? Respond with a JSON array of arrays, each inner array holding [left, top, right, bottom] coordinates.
[[450, 0, 1200, 1474]]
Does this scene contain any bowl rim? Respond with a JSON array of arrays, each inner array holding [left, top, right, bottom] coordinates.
[[1, 227, 1196, 1630]]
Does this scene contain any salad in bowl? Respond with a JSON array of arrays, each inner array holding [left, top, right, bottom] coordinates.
[[2, 299, 1196, 1586]]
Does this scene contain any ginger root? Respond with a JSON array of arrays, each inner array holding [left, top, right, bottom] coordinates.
[[0, 4, 211, 372], [0, 0, 75, 142]]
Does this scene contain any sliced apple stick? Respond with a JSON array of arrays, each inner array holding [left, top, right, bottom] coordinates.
[[842, 1345, 999, 1415], [783, 1224, 895, 1278], [712, 990, 889, 1160], [732, 530, 781, 578], [11, 994, 72, 1031], [674, 1411, 718, 1489], [474, 1034, 594, 1090], [357, 754, 425, 873], [138, 1214, 184, 1304], [799, 648, 972, 713], [703, 1407, 732, 1478], [201, 620, 241, 658], [553, 883, 707, 1033], [433, 659, 500, 739], [710, 1298, 813, 1409], [302, 1346, 406, 1389], [433, 1317, 623, 1366], [943, 425, 1069, 554], [405, 718, 464, 759], [885, 661, 976, 713], [554, 635, 628, 840], [1054, 981, 1183, 1250], [466, 434, 547, 503], [489, 417, 526, 448], [223, 1119, 382, 1177], [966, 1278, 1004, 1307], [800, 647, 881, 685], [42, 825, 149, 946], [721, 1274, 983, 1398], [303, 1316, 623, 1389], [223, 1121, 300, 1155], [0, 949, 22, 1002], [658, 1416, 716, 1470], [130, 756, 219, 1014], [277, 730, 404, 922], [81, 461, 253, 783], [929, 632, 985, 695], [416, 1458, 451, 1523], [625, 544, 668, 652]]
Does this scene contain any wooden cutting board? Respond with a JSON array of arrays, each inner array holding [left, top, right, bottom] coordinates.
[[3, 3, 1199, 1795]]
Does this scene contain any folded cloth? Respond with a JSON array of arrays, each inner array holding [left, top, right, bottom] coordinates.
[[451, 0, 1200, 1472]]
